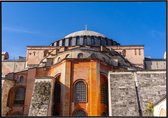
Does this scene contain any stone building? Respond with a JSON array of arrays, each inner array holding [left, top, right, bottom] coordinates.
[[1, 29, 166, 116]]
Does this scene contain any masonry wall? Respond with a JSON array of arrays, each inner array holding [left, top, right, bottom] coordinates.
[[108, 71, 166, 116], [108, 72, 139, 116], [137, 71, 166, 116], [28, 79, 52, 116], [144, 60, 166, 70]]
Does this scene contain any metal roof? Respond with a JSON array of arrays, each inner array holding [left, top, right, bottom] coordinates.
[[64, 30, 106, 38]]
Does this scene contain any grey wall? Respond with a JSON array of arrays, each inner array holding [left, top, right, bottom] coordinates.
[[137, 71, 166, 116], [108, 71, 166, 116], [144, 60, 166, 70]]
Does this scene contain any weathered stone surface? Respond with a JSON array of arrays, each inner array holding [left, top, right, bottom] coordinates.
[[109, 73, 139, 116], [137, 72, 166, 116], [108, 71, 166, 116], [28, 80, 51, 116]]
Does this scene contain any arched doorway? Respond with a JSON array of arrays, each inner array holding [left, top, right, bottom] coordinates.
[[52, 74, 61, 116]]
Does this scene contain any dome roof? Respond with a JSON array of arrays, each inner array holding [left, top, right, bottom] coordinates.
[[64, 30, 106, 38]]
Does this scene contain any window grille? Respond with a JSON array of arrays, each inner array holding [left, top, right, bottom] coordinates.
[[74, 81, 86, 102], [101, 85, 108, 104], [14, 87, 25, 105]]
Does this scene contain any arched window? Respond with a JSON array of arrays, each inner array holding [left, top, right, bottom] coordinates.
[[14, 87, 25, 105], [74, 80, 87, 103], [76, 36, 80, 45], [73, 109, 87, 116], [101, 84, 108, 105], [20, 76, 25, 83], [83, 36, 87, 45], [77, 53, 83, 58]]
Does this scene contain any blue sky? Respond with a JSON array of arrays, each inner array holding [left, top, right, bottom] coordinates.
[[2, 2, 166, 59]]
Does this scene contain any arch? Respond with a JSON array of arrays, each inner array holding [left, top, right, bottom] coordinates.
[[77, 53, 83, 58], [52, 74, 61, 116], [72, 109, 87, 116], [20, 76, 25, 83], [73, 80, 87, 103], [7, 86, 26, 107], [159, 108, 166, 116]]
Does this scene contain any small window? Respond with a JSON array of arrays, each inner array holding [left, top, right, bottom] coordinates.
[[135, 49, 137, 55], [76, 37, 80, 45], [91, 36, 95, 45], [139, 49, 141, 55], [83, 36, 87, 45], [74, 81, 87, 103], [78, 53, 83, 58], [122, 49, 126, 57], [33, 51, 36, 56], [20, 76, 25, 83], [69, 38, 72, 46], [62, 39, 65, 46]]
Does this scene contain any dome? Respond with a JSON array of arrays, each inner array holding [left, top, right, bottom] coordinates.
[[64, 30, 106, 38]]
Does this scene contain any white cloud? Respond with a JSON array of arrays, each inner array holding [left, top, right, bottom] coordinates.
[[2, 26, 39, 34]]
